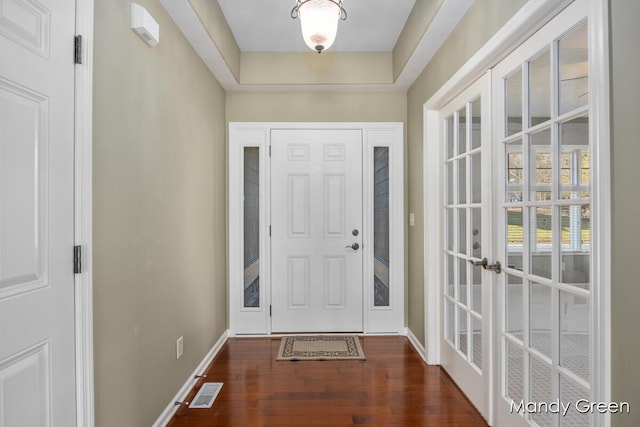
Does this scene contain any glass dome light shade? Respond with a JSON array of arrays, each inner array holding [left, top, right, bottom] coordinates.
[[298, 0, 341, 53]]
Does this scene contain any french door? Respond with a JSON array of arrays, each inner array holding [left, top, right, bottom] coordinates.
[[440, 74, 492, 420], [493, 1, 593, 426]]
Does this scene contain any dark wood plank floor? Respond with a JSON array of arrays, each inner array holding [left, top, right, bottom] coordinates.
[[168, 336, 488, 426]]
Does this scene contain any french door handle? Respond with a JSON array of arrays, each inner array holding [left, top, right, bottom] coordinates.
[[345, 243, 360, 250], [486, 261, 501, 274], [469, 258, 488, 268], [468, 257, 502, 274]]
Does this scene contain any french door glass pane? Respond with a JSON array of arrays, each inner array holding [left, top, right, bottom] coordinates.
[[507, 207, 524, 271], [506, 69, 523, 136], [458, 107, 467, 155], [471, 97, 482, 149], [471, 153, 482, 203], [445, 255, 455, 297], [446, 116, 455, 159], [471, 208, 482, 259], [559, 23, 588, 115], [458, 258, 467, 306], [529, 48, 552, 126], [458, 158, 467, 204], [530, 355, 553, 427], [506, 340, 524, 403], [458, 209, 467, 255], [243, 147, 260, 308], [471, 263, 482, 313], [561, 205, 590, 288], [373, 147, 390, 307], [560, 375, 590, 427], [530, 206, 552, 279], [560, 116, 589, 200], [531, 128, 552, 201], [559, 291, 590, 382], [472, 315, 482, 368], [445, 299, 455, 343], [530, 282, 552, 358], [446, 208, 454, 251], [446, 161, 454, 204], [459, 308, 468, 356], [506, 274, 523, 337], [506, 139, 523, 202]]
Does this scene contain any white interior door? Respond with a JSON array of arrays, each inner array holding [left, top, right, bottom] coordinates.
[[0, 0, 77, 425], [493, 1, 592, 426], [440, 74, 492, 421], [271, 129, 363, 332]]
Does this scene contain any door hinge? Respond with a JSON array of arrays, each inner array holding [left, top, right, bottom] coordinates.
[[269, 225, 271, 237], [74, 35, 83, 64], [269, 145, 271, 157], [269, 305, 272, 317], [74, 245, 82, 274]]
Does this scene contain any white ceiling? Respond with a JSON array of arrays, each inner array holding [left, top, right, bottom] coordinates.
[[217, 0, 416, 52]]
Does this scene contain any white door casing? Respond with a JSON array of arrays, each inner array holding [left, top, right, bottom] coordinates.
[[0, 0, 78, 425], [228, 123, 404, 336], [271, 129, 364, 332], [439, 74, 492, 421]]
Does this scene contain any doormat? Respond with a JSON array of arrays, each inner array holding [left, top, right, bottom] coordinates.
[[276, 335, 365, 361]]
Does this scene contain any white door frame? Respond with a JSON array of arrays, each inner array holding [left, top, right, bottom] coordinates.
[[229, 122, 404, 336], [423, 0, 610, 425], [74, 0, 95, 426]]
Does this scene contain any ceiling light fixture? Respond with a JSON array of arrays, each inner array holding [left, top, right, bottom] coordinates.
[[291, 0, 347, 54]]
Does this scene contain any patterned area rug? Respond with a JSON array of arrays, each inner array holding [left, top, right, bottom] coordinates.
[[276, 335, 365, 361]]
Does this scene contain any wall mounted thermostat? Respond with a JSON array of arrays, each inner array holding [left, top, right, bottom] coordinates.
[[131, 3, 159, 47]]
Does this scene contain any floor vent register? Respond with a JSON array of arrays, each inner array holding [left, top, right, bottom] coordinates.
[[188, 382, 223, 409]]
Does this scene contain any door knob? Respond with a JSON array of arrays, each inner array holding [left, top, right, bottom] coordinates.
[[345, 243, 360, 250]]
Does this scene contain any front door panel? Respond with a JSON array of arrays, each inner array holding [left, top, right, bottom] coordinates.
[[271, 129, 363, 332]]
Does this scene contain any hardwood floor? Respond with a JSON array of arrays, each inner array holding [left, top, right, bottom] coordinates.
[[168, 336, 488, 426]]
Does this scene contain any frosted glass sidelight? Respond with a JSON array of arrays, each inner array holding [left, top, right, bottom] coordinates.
[[373, 147, 390, 307], [243, 147, 260, 308]]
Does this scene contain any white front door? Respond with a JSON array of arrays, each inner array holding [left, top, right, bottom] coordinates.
[[271, 129, 363, 332], [440, 74, 492, 420], [0, 0, 77, 425], [493, 1, 592, 426]]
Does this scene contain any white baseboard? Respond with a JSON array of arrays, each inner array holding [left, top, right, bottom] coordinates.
[[404, 327, 428, 363], [153, 329, 229, 427]]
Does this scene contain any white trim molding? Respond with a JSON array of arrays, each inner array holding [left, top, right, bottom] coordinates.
[[153, 330, 230, 427], [74, 0, 95, 425], [160, 0, 473, 92], [405, 327, 427, 363], [588, 0, 612, 424], [229, 122, 404, 336]]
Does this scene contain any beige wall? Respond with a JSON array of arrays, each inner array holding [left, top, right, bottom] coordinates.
[[610, 0, 640, 425], [240, 52, 393, 85], [226, 91, 406, 123], [92, 0, 227, 426], [406, 0, 527, 345]]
